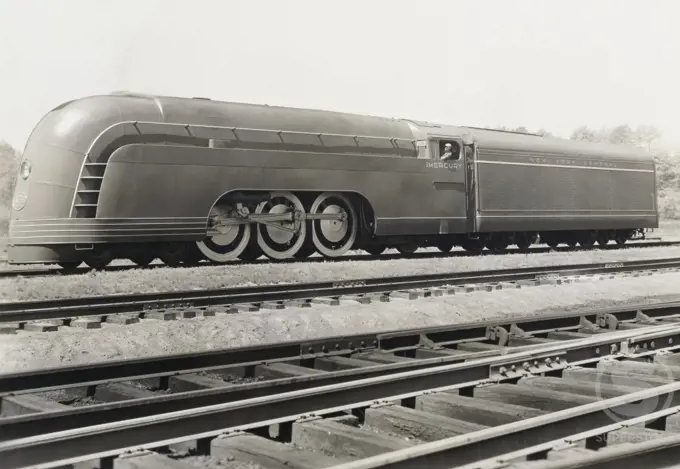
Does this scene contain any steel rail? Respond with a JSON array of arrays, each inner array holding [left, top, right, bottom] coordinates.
[[0, 340, 569, 442], [2, 256, 680, 324], [325, 381, 680, 469], [3, 301, 680, 443], [496, 432, 680, 469], [454, 404, 680, 468], [3, 298, 680, 396], [2, 324, 680, 469], [0, 239, 676, 279]]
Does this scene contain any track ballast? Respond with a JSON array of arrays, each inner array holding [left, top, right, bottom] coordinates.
[[2, 256, 680, 327]]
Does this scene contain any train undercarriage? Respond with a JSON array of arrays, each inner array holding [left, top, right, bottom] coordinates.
[[53, 190, 646, 270]]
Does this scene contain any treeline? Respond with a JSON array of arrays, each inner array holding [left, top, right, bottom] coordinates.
[[0, 141, 20, 218]]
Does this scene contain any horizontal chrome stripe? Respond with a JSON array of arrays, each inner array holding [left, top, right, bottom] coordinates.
[[377, 216, 467, 220], [9, 218, 209, 244], [11, 230, 204, 237], [480, 209, 655, 213], [479, 148, 652, 169], [479, 213, 656, 218], [11, 217, 207, 224], [476, 160, 655, 173]]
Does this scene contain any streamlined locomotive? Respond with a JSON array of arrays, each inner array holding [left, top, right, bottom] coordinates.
[[7, 92, 658, 268]]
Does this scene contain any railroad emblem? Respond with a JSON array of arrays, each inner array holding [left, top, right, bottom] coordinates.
[[12, 192, 27, 211]]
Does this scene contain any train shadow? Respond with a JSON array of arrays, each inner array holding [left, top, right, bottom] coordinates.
[[41, 239, 678, 276]]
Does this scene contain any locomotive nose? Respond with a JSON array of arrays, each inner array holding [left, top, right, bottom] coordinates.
[[9, 94, 156, 221], [10, 106, 91, 220], [7, 94, 162, 264]]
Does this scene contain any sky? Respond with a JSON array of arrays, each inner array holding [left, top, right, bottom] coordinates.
[[0, 0, 679, 152]]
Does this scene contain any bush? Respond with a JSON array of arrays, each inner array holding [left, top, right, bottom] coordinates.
[[658, 191, 680, 220], [0, 141, 20, 235], [0, 141, 20, 211], [661, 201, 678, 220]]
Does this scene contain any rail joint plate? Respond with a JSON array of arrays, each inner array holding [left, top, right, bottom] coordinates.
[[619, 324, 680, 356], [300, 335, 378, 355], [142, 301, 195, 312], [489, 351, 568, 380]]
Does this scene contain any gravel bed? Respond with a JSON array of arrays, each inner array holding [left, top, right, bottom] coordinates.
[[68, 396, 106, 407], [3, 245, 680, 302], [1, 271, 678, 374], [196, 372, 266, 385], [175, 455, 268, 469]]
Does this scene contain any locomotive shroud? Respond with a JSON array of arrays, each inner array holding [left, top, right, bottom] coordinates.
[[8, 92, 658, 267]]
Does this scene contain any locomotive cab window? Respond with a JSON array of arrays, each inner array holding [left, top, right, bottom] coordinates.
[[436, 140, 462, 161]]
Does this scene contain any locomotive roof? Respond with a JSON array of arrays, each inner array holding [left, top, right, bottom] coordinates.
[[35, 92, 654, 165], [121, 92, 419, 143], [409, 120, 653, 163]]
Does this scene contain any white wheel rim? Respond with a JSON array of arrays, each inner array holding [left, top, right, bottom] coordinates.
[[255, 192, 306, 259], [311, 193, 357, 257]]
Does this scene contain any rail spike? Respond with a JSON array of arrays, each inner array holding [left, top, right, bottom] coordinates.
[[636, 309, 657, 324], [418, 333, 437, 348], [509, 324, 530, 338], [596, 313, 619, 330], [579, 316, 601, 333], [486, 325, 510, 346]]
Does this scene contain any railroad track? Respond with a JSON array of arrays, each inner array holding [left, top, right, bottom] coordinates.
[[4, 301, 680, 468], [2, 256, 680, 330], [0, 239, 677, 279]]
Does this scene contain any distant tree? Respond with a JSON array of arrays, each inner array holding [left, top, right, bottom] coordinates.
[[608, 124, 634, 145], [492, 125, 542, 135], [654, 151, 680, 193], [570, 125, 601, 142], [0, 141, 21, 211], [633, 125, 662, 151], [570, 124, 663, 150]]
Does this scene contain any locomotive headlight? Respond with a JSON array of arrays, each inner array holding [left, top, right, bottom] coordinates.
[[20, 160, 31, 180]]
